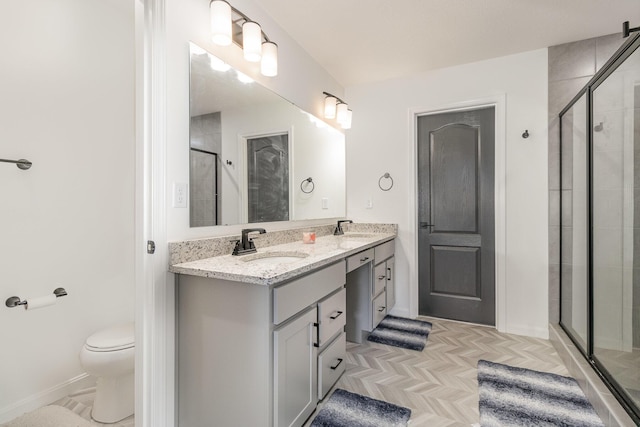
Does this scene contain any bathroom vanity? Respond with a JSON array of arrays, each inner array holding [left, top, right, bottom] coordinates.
[[170, 225, 396, 427]]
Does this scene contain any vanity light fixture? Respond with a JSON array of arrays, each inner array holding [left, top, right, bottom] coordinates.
[[209, 0, 278, 77], [322, 91, 352, 129]]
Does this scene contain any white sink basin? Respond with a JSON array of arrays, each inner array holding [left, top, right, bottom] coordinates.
[[341, 233, 377, 239], [241, 251, 309, 265]]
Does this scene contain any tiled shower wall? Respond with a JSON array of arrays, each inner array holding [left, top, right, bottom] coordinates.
[[548, 33, 625, 323]]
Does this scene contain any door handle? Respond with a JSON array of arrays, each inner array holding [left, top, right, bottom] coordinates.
[[420, 222, 435, 228]]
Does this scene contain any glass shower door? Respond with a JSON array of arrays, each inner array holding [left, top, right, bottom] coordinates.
[[591, 44, 640, 409], [560, 93, 589, 353]]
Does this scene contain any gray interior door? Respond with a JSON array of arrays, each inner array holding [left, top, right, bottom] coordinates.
[[247, 134, 289, 223], [417, 107, 495, 325]]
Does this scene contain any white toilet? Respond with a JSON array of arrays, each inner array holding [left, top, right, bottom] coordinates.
[[80, 322, 135, 423]]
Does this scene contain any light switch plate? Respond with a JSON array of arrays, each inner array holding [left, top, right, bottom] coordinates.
[[321, 198, 329, 209]]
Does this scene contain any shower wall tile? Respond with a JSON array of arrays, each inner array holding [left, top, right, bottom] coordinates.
[[549, 190, 560, 226], [549, 225, 560, 264], [596, 33, 626, 72], [548, 38, 596, 82], [548, 76, 592, 117], [548, 117, 560, 191]]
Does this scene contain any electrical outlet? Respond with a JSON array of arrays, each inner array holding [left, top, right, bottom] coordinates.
[[366, 197, 373, 209], [173, 182, 187, 208], [322, 198, 329, 209]]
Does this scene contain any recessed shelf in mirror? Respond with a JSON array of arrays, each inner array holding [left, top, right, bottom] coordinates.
[[189, 42, 346, 227]]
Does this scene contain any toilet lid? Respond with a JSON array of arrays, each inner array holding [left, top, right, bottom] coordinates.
[[85, 323, 134, 352]]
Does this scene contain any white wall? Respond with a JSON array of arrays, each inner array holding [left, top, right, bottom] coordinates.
[[166, 0, 346, 242], [0, 0, 135, 421], [345, 49, 550, 338]]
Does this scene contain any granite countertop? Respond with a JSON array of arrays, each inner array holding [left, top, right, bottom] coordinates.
[[169, 232, 395, 286]]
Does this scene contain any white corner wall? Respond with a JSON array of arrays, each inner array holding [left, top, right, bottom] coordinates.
[[166, 0, 346, 242], [0, 0, 135, 421], [345, 49, 550, 338]]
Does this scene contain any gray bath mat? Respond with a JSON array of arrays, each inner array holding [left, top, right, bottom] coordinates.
[[367, 315, 432, 351], [477, 360, 604, 426], [310, 388, 411, 427]]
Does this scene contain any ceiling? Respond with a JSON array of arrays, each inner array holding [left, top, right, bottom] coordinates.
[[254, 0, 640, 87]]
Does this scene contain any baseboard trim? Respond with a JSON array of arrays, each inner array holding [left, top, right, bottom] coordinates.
[[0, 373, 94, 423]]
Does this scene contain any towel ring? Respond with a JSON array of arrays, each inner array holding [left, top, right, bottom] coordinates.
[[300, 177, 314, 194], [378, 173, 393, 191]]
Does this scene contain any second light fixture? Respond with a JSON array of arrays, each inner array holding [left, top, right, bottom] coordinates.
[[323, 92, 352, 129]]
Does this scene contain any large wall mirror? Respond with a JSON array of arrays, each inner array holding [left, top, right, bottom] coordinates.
[[189, 42, 346, 227]]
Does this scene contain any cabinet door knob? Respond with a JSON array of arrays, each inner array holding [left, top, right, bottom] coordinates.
[[378, 306, 386, 312], [378, 275, 386, 280]]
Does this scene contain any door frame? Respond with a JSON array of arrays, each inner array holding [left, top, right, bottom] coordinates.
[[409, 95, 506, 333]]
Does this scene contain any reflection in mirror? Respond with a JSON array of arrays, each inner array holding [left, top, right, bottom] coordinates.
[[189, 42, 346, 227]]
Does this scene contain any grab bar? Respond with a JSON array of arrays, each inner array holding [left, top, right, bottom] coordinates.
[[5, 287, 67, 308], [0, 158, 32, 170]]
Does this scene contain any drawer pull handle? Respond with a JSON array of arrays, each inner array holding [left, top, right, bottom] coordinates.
[[329, 311, 343, 320], [387, 267, 391, 280], [313, 322, 320, 348], [378, 306, 386, 312], [360, 256, 369, 263], [378, 275, 386, 280], [330, 358, 344, 370]]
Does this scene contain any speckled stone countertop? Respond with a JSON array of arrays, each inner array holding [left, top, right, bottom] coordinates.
[[169, 226, 396, 286]]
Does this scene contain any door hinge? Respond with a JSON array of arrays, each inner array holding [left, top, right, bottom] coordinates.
[[147, 240, 156, 254]]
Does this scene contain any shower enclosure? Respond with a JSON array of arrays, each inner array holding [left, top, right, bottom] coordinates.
[[560, 33, 640, 422]]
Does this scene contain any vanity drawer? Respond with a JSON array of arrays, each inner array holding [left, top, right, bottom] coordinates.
[[318, 288, 346, 346], [273, 261, 345, 325], [346, 248, 374, 273], [373, 263, 386, 297], [318, 332, 346, 399], [374, 240, 394, 263], [372, 291, 387, 328]]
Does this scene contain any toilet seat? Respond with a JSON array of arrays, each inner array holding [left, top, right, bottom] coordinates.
[[85, 323, 134, 352]]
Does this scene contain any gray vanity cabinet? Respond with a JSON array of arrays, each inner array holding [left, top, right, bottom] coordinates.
[[176, 260, 346, 427]]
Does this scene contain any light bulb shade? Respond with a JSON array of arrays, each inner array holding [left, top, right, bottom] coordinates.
[[243, 21, 262, 62], [341, 109, 353, 129], [336, 102, 349, 124], [210, 0, 232, 46], [261, 41, 278, 76], [324, 96, 337, 119]]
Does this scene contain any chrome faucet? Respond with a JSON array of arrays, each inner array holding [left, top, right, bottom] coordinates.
[[333, 220, 353, 236], [232, 228, 267, 255]]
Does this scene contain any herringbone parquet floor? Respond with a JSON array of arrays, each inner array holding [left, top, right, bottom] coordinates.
[[325, 316, 570, 427]]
